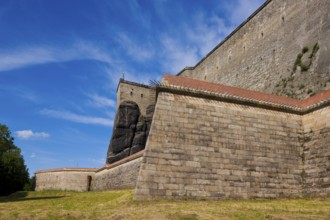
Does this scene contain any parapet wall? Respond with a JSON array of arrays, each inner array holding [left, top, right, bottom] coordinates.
[[134, 75, 330, 200], [36, 168, 96, 192], [35, 152, 144, 192], [117, 79, 156, 116], [94, 151, 143, 191], [178, 0, 330, 99]]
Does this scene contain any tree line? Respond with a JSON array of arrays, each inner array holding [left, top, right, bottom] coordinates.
[[0, 123, 34, 196]]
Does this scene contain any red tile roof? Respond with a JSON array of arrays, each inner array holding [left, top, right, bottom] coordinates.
[[162, 74, 330, 112]]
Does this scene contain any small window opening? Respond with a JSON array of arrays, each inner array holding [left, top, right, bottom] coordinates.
[[141, 93, 143, 98]]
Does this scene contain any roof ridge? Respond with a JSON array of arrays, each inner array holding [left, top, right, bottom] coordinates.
[[161, 74, 330, 114]]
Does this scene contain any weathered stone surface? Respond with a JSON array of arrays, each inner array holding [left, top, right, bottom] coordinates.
[[94, 157, 143, 191], [145, 104, 155, 137], [136, 116, 147, 132], [135, 92, 306, 200], [115, 101, 140, 129], [178, 0, 330, 99], [146, 104, 155, 118], [116, 80, 156, 116], [36, 170, 96, 192], [130, 145, 145, 155], [107, 101, 140, 164], [107, 148, 130, 164], [107, 101, 155, 164], [110, 128, 135, 153], [132, 132, 146, 146]]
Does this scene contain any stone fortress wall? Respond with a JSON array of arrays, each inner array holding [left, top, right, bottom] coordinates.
[[178, 0, 330, 99], [116, 79, 156, 116], [106, 80, 156, 164], [302, 107, 330, 196], [36, 0, 330, 199], [35, 76, 330, 198], [134, 74, 330, 200]]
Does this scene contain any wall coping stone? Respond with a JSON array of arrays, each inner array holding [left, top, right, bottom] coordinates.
[[36, 168, 98, 174], [161, 74, 330, 114], [96, 150, 144, 172], [36, 150, 145, 174], [116, 79, 154, 93]]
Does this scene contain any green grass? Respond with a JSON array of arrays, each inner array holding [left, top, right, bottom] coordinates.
[[0, 190, 329, 220]]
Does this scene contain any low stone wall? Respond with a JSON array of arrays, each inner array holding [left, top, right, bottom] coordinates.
[[94, 153, 143, 191], [36, 168, 96, 192], [36, 152, 144, 192]]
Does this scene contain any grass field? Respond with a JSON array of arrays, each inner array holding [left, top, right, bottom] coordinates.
[[0, 190, 329, 220]]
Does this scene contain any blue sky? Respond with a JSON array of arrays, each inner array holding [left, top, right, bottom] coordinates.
[[0, 0, 265, 176]]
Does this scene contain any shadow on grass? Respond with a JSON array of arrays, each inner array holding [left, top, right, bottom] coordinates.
[[0, 191, 67, 203]]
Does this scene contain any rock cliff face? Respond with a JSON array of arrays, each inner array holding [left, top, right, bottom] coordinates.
[[106, 101, 154, 164]]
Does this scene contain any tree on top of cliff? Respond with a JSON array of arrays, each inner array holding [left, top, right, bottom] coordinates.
[[0, 124, 29, 196]]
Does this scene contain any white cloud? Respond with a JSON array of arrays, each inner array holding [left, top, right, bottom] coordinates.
[[30, 152, 36, 158], [116, 33, 155, 62], [160, 36, 200, 73], [0, 41, 111, 72], [15, 130, 50, 139], [103, 65, 156, 87], [154, 0, 264, 74], [186, 14, 234, 56], [88, 94, 116, 108], [151, 10, 234, 74], [227, 0, 266, 26], [40, 108, 113, 127]]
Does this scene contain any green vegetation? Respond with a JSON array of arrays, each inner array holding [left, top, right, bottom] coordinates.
[[292, 43, 320, 73], [309, 43, 319, 59], [0, 190, 330, 220], [302, 47, 309, 53], [0, 124, 29, 196], [293, 53, 303, 72]]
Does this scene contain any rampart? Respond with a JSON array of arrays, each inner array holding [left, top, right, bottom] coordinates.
[[134, 75, 330, 200], [35, 0, 329, 200], [36, 76, 330, 199], [178, 0, 330, 99]]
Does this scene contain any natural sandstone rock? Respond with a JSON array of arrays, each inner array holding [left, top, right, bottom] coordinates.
[[110, 128, 135, 153], [107, 101, 140, 163], [106, 102, 155, 164], [132, 132, 146, 146], [115, 101, 140, 129], [107, 148, 130, 164], [130, 145, 145, 155]]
